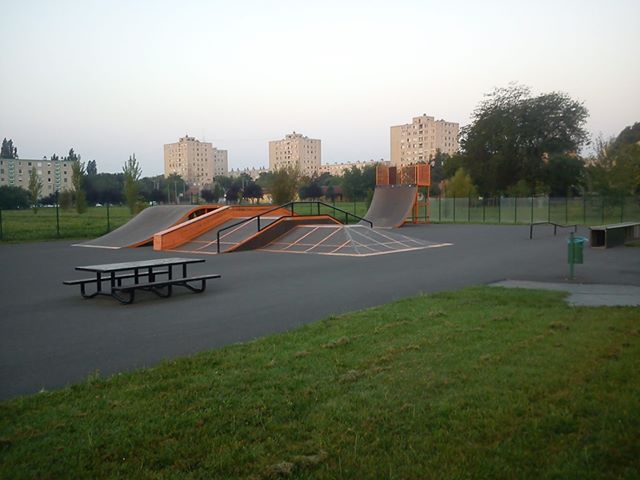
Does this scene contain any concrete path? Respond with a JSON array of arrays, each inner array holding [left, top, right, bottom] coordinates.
[[490, 280, 640, 306], [2, 223, 638, 400]]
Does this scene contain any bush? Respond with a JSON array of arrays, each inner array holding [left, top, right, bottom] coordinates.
[[0, 186, 30, 209]]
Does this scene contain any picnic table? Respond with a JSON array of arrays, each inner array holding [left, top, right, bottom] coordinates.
[[64, 257, 221, 304]]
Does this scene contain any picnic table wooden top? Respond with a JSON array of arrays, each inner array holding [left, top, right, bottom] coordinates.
[[75, 257, 205, 273]]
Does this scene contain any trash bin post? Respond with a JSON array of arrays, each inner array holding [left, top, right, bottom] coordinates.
[[567, 233, 587, 280]]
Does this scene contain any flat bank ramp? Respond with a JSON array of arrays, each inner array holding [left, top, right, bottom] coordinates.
[[259, 225, 451, 256], [77, 205, 207, 249], [362, 185, 417, 228]]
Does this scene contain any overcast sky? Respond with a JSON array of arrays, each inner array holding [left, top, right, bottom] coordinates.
[[1, 0, 638, 176]]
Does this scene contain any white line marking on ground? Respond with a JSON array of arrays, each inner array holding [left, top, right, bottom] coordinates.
[[305, 226, 343, 252], [282, 226, 320, 250]]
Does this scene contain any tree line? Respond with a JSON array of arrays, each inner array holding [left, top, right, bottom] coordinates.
[[2, 83, 637, 210]]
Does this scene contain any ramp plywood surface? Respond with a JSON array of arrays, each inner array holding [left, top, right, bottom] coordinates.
[[78, 205, 204, 249], [362, 185, 417, 228]]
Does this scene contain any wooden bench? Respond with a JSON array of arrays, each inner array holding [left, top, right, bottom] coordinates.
[[112, 274, 221, 304], [589, 222, 640, 248]]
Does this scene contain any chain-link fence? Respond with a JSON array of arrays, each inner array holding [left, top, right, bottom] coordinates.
[[1, 197, 638, 242], [422, 196, 640, 225], [0, 205, 133, 242]]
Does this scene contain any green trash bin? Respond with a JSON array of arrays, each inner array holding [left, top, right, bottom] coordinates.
[[567, 235, 587, 264]]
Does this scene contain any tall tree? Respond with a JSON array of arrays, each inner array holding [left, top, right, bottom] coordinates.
[[243, 181, 263, 203], [585, 125, 640, 195], [0, 185, 30, 209], [123, 154, 142, 213], [1, 138, 16, 159], [460, 84, 589, 195], [270, 165, 300, 205], [86, 160, 98, 176], [446, 168, 477, 197], [165, 173, 186, 204], [545, 154, 585, 197], [67, 148, 79, 163], [28, 167, 43, 213], [71, 159, 87, 213]]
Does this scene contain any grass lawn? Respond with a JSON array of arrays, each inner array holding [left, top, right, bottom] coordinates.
[[1, 287, 638, 479], [0, 206, 134, 242]]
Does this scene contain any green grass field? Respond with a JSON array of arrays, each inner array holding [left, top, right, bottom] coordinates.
[[0, 206, 133, 242], [1, 287, 638, 479]]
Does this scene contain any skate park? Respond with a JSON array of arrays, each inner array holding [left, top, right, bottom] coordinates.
[[1, 165, 639, 400]]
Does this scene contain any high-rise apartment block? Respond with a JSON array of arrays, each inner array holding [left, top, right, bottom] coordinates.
[[164, 135, 228, 187], [320, 159, 390, 177], [269, 132, 321, 177], [390, 114, 459, 167], [0, 157, 73, 196]]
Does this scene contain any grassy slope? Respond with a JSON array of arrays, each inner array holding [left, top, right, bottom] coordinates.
[[1, 287, 639, 479]]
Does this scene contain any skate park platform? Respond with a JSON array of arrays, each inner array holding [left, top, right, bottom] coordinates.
[[258, 224, 450, 256]]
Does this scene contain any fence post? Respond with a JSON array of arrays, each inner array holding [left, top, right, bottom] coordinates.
[[530, 195, 534, 224], [583, 196, 586, 225], [0, 208, 3, 240], [548, 196, 551, 223], [55, 192, 60, 238], [482, 199, 486, 223], [467, 196, 471, 222], [106, 202, 111, 232], [438, 195, 442, 222], [620, 196, 624, 222], [514, 197, 518, 224], [498, 197, 501, 224], [453, 195, 456, 223], [565, 196, 568, 224]]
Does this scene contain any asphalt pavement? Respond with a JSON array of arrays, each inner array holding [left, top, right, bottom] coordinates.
[[1, 223, 638, 400]]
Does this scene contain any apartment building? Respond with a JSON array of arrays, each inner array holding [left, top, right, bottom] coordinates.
[[390, 114, 459, 167], [164, 135, 228, 187], [320, 159, 390, 177], [269, 132, 321, 177], [229, 166, 269, 180], [0, 157, 73, 196]]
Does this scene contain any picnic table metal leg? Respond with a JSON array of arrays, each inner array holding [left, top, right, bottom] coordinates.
[[112, 289, 135, 304], [182, 278, 207, 293]]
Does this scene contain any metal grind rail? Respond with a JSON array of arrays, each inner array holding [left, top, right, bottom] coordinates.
[[529, 221, 578, 239], [215, 201, 373, 253]]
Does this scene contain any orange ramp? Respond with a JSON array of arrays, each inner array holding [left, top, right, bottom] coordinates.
[[153, 205, 292, 251]]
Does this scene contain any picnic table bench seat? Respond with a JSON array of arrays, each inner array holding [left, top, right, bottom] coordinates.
[[112, 274, 221, 304]]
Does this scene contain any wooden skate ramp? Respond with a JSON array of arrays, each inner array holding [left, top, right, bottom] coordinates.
[[153, 205, 293, 251], [362, 185, 417, 228]]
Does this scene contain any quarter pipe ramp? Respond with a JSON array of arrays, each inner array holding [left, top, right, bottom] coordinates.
[[361, 185, 417, 228]]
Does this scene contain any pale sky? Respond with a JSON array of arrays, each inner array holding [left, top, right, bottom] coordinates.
[[1, 0, 638, 176]]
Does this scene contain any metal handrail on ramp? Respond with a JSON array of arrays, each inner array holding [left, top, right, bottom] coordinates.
[[216, 201, 373, 253]]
